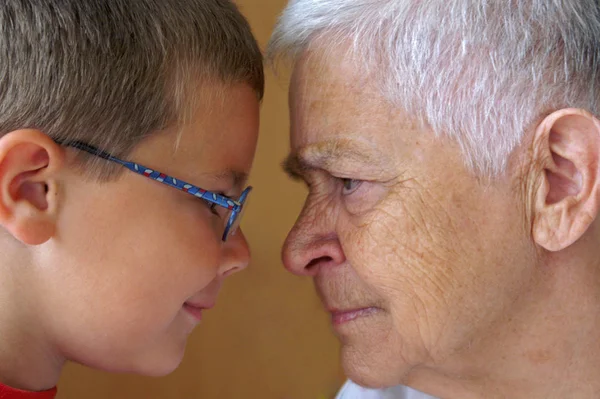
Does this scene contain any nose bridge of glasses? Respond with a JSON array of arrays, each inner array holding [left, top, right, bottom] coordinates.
[[222, 187, 252, 241]]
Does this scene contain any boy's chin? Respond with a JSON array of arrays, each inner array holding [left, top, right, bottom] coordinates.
[[91, 345, 187, 377], [133, 350, 187, 377], [134, 358, 184, 377]]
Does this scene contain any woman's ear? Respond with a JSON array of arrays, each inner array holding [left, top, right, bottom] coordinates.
[[0, 129, 65, 245], [530, 109, 600, 251]]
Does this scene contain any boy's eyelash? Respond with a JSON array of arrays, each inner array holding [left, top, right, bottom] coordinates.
[[204, 192, 227, 215], [205, 200, 219, 214]]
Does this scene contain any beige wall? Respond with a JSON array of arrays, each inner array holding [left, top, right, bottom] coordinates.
[[57, 1, 344, 398]]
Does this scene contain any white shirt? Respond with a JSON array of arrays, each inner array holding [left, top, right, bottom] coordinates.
[[335, 380, 438, 399]]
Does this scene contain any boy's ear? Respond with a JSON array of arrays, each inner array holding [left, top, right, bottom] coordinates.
[[0, 129, 65, 245], [531, 108, 600, 251]]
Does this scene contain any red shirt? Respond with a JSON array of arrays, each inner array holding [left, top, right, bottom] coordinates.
[[0, 382, 56, 399]]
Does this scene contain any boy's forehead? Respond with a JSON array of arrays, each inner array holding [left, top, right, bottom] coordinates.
[[200, 169, 249, 193], [132, 83, 259, 187]]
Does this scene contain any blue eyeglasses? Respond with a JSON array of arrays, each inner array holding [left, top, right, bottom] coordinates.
[[57, 140, 252, 241]]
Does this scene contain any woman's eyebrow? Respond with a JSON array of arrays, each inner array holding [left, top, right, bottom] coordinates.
[[283, 138, 385, 178]]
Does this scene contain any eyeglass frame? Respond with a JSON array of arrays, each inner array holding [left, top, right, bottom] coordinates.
[[55, 140, 252, 242]]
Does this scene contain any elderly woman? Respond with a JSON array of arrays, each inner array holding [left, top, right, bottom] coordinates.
[[268, 1, 600, 398]]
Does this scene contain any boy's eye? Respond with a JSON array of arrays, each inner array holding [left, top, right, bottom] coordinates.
[[206, 201, 220, 215], [341, 178, 362, 195]]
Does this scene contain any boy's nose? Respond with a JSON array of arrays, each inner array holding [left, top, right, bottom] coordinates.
[[218, 228, 250, 278]]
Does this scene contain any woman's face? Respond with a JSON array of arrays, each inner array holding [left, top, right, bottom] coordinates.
[[282, 51, 540, 388]]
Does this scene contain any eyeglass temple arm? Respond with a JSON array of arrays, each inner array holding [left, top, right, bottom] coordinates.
[[55, 139, 243, 211]]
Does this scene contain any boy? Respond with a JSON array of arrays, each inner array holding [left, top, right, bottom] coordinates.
[[0, 1, 264, 397]]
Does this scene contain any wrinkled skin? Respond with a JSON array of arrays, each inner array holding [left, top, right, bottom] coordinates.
[[282, 49, 600, 399]]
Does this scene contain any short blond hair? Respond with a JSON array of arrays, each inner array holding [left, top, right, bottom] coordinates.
[[0, 0, 264, 178]]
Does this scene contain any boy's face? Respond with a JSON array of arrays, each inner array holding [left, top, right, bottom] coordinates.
[[27, 84, 258, 375]]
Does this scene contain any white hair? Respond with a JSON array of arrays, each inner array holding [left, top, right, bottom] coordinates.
[[268, 0, 600, 176]]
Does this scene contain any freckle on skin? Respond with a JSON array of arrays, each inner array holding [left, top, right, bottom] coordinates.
[[524, 349, 553, 365]]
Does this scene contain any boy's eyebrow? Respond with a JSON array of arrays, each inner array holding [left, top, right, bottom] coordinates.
[[208, 170, 249, 192], [282, 138, 384, 179]]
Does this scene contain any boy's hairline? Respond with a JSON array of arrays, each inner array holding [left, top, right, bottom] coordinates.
[[68, 76, 261, 181]]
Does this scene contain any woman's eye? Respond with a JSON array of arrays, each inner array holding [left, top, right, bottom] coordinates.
[[341, 178, 362, 195]]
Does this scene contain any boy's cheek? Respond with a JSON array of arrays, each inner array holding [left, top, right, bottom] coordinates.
[[45, 181, 222, 315]]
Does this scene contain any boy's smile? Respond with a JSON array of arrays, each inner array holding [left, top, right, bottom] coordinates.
[[0, 0, 264, 393], [0, 83, 259, 378]]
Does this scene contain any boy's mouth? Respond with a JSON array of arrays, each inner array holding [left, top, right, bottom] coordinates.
[[183, 301, 216, 322]]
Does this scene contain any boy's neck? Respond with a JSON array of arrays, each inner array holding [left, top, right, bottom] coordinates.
[[0, 324, 64, 391], [0, 248, 64, 392]]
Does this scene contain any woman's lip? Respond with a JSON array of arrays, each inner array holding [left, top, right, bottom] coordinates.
[[330, 307, 380, 325]]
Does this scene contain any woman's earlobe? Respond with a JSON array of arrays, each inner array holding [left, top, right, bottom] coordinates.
[[531, 109, 600, 252]]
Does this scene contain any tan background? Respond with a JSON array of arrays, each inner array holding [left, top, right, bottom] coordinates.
[[57, 1, 344, 398]]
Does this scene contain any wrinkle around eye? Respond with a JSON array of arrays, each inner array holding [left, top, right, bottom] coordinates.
[[340, 179, 394, 217]]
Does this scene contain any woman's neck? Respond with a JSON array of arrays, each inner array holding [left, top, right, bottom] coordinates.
[[407, 252, 600, 399]]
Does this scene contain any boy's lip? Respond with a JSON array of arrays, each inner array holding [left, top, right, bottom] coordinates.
[[184, 300, 216, 310], [182, 301, 215, 322]]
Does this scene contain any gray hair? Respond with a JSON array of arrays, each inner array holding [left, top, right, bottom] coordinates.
[[268, 0, 600, 176], [0, 0, 264, 178]]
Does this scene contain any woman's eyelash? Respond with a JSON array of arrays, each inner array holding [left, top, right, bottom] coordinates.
[[340, 178, 362, 194]]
